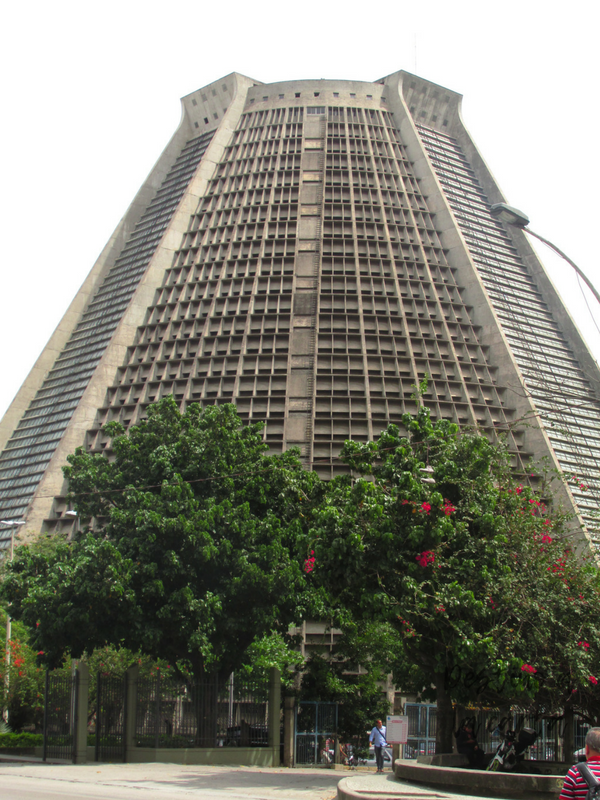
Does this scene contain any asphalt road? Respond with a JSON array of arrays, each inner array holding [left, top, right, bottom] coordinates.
[[0, 763, 345, 800]]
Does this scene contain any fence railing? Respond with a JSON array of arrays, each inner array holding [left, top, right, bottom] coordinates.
[[295, 701, 338, 765], [95, 673, 127, 762], [400, 706, 592, 762], [467, 708, 592, 762], [403, 702, 437, 759], [135, 672, 270, 749], [43, 669, 77, 762]]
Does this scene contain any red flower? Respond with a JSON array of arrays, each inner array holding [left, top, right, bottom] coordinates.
[[521, 664, 537, 674], [590, 675, 598, 685], [443, 500, 456, 516], [420, 502, 431, 514], [578, 641, 590, 651], [541, 534, 553, 544], [416, 550, 435, 567], [515, 485, 523, 494], [304, 553, 316, 573], [435, 605, 446, 613]]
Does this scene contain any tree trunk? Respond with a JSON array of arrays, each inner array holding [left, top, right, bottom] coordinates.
[[435, 671, 455, 754], [562, 706, 574, 764]]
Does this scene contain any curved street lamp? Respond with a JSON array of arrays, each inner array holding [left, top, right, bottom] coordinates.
[[490, 203, 600, 306]]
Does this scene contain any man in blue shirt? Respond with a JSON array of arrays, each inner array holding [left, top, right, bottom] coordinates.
[[369, 719, 388, 773]]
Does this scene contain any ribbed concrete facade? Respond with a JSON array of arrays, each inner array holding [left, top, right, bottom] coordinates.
[[1, 70, 599, 551]]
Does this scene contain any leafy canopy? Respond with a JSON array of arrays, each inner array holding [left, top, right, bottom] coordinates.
[[303, 406, 600, 745], [1, 399, 322, 679]]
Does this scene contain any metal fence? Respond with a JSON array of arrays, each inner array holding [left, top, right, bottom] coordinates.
[[403, 703, 437, 759], [43, 670, 77, 761], [462, 708, 591, 762], [295, 702, 338, 765], [135, 671, 269, 748], [95, 673, 127, 762], [399, 705, 592, 762]]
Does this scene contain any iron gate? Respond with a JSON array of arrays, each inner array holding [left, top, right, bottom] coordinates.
[[95, 673, 127, 762], [403, 703, 437, 758], [43, 669, 77, 762], [295, 701, 338, 765]]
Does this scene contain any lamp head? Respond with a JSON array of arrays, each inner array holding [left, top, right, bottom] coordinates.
[[490, 203, 530, 229]]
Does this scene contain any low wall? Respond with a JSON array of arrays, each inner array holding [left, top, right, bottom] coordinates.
[[395, 760, 565, 799], [0, 744, 278, 766], [0, 747, 38, 757], [127, 746, 279, 767]]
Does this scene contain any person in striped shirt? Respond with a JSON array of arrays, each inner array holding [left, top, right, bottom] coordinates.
[[560, 728, 600, 800]]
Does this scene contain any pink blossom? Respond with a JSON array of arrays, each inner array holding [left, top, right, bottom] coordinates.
[[521, 664, 537, 674], [304, 552, 316, 573], [541, 534, 553, 544], [416, 550, 435, 567], [443, 500, 456, 516]]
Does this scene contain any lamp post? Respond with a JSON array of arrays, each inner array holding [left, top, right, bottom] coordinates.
[[1, 519, 25, 724], [490, 203, 600, 306]]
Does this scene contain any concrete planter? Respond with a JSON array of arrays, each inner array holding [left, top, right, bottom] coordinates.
[[395, 759, 565, 799]]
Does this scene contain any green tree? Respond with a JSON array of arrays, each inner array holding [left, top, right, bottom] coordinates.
[[489, 503, 600, 728], [1, 399, 322, 681], [298, 621, 397, 748], [303, 406, 600, 752], [237, 632, 304, 689], [0, 610, 45, 731]]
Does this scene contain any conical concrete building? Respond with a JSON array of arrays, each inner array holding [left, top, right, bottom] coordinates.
[[1, 70, 599, 551]]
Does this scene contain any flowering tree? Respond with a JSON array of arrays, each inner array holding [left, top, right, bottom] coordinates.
[[0, 610, 44, 730], [303, 405, 600, 752], [491, 495, 600, 726]]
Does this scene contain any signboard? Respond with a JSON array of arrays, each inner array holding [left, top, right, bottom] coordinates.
[[386, 715, 409, 744]]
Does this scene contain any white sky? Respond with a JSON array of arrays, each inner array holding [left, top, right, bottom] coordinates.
[[1, 0, 599, 421]]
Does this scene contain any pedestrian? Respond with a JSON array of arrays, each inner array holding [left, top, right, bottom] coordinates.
[[369, 719, 388, 773], [456, 720, 487, 769], [560, 728, 600, 800]]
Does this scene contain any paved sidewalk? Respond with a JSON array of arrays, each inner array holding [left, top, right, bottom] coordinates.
[[0, 761, 517, 800]]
